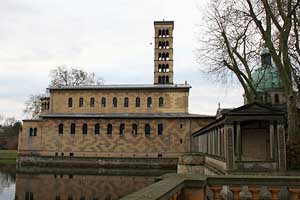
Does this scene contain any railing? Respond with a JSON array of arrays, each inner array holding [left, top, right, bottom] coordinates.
[[120, 173, 300, 200]]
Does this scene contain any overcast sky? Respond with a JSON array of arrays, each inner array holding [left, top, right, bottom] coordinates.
[[0, 0, 243, 119]]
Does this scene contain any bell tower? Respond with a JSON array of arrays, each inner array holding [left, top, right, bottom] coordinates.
[[154, 21, 174, 84]]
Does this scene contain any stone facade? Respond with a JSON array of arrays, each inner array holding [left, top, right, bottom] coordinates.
[[19, 117, 211, 158], [18, 21, 214, 163]]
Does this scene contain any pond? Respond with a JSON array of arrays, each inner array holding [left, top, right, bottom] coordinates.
[[0, 165, 172, 200]]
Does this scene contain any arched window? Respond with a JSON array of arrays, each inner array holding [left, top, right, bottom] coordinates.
[[158, 76, 162, 84], [82, 123, 88, 134], [119, 123, 125, 135], [29, 128, 33, 136], [162, 41, 165, 49], [159, 97, 164, 107], [166, 41, 169, 48], [136, 97, 140, 107], [158, 41, 162, 49], [101, 97, 106, 107], [158, 29, 162, 36], [162, 64, 165, 72], [90, 97, 95, 107], [162, 76, 166, 84], [158, 64, 162, 72], [124, 97, 129, 107], [145, 124, 150, 136], [33, 128, 37, 136], [166, 64, 169, 72], [47, 102, 50, 109], [166, 76, 169, 83], [113, 97, 118, 107], [68, 98, 73, 107], [158, 124, 163, 135], [107, 124, 112, 135], [162, 53, 166, 60], [166, 52, 169, 60], [132, 124, 138, 135], [147, 97, 152, 108], [274, 94, 279, 104], [162, 29, 166, 36], [166, 29, 169, 36], [70, 123, 76, 134], [158, 53, 161, 60], [79, 97, 84, 107], [58, 123, 64, 134], [94, 123, 100, 135]]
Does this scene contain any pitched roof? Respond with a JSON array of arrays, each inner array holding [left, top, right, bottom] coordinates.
[[192, 102, 285, 136], [48, 84, 191, 91], [40, 112, 214, 119]]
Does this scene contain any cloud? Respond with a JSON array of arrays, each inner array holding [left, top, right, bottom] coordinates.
[[0, 0, 243, 119]]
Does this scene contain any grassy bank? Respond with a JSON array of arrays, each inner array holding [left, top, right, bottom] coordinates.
[[0, 150, 17, 164]]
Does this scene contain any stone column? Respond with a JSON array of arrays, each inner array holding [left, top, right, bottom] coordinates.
[[224, 124, 235, 170], [269, 122, 275, 160], [217, 128, 221, 156], [236, 122, 241, 161], [277, 124, 286, 171]]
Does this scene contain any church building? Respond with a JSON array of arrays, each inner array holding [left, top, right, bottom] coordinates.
[[18, 21, 214, 165]]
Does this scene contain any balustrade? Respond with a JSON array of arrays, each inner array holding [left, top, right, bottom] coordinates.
[[121, 174, 300, 200]]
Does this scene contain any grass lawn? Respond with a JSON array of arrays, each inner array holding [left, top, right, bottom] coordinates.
[[0, 150, 17, 164]]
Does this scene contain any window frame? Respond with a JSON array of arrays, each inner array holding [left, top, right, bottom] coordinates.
[[113, 97, 118, 108], [147, 97, 152, 108], [124, 97, 129, 107], [158, 123, 163, 135], [135, 97, 140, 107], [68, 97, 73, 107], [94, 123, 100, 135], [107, 123, 113, 135], [82, 123, 88, 134], [90, 97, 95, 107], [79, 97, 84, 107], [145, 124, 150, 136], [58, 123, 64, 134], [70, 123, 76, 134]]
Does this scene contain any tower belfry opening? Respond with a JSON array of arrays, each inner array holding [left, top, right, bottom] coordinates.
[[154, 21, 174, 84]]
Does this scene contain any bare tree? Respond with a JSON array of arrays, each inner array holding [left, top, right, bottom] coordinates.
[[23, 94, 46, 119], [50, 66, 104, 87], [198, 0, 261, 103], [24, 65, 105, 119], [199, 0, 300, 137]]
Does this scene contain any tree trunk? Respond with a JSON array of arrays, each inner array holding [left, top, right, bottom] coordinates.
[[287, 92, 299, 139]]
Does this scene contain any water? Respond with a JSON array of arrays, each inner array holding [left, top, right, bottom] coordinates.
[[0, 165, 170, 200]]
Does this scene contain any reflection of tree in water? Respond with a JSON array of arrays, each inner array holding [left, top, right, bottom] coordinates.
[[0, 165, 16, 194]]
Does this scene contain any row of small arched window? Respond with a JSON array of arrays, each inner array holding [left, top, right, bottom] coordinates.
[[68, 97, 164, 108], [158, 41, 169, 49], [158, 29, 170, 37], [158, 76, 170, 84], [58, 123, 163, 136], [158, 52, 170, 61], [29, 128, 38, 136], [158, 64, 169, 72]]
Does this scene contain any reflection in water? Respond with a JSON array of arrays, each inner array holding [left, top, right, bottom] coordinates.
[[0, 165, 16, 200], [0, 165, 168, 200], [15, 173, 154, 200]]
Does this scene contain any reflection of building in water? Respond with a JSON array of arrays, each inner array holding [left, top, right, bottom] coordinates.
[[15, 173, 154, 200]]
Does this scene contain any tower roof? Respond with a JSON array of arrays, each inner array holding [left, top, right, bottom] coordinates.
[[252, 66, 283, 92]]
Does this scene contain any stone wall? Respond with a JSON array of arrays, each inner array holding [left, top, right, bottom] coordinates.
[[19, 118, 211, 159], [50, 88, 189, 114]]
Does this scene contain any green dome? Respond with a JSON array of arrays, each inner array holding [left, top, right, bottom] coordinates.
[[252, 66, 283, 92]]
